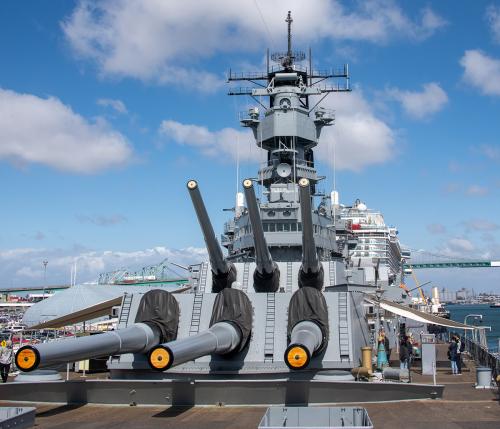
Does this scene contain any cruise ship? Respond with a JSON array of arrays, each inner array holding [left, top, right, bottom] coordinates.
[[335, 197, 409, 301]]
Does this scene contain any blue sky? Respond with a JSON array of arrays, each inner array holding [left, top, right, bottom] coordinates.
[[0, 0, 499, 293]]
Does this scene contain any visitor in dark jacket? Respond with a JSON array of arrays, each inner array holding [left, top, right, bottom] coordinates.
[[455, 335, 463, 375], [448, 338, 458, 374], [399, 337, 410, 369]]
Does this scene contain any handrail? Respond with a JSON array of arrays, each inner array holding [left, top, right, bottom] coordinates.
[[460, 335, 499, 380]]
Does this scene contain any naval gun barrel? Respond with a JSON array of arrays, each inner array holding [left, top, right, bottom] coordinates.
[[148, 322, 241, 371], [298, 178, 324, 289], [284, 321, 323, 370], [16, 289, 179, 373], [242, 179, 280, 292], [187, 180, 236, 292], [149, 288, 252, 371], [16, 323, 160, 372]]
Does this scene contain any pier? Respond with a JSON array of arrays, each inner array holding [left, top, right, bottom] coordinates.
[[1, 344, 499, 428]]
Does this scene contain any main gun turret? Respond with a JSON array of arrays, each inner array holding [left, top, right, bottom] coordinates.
[[187, 180, 237, 292], [242, 179, 280, 292], [298, 178, 324, 289]]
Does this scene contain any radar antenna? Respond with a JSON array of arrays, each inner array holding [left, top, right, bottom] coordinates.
[[270, 11, 305, 70]]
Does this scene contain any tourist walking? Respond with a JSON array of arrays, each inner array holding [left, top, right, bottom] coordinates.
[[0, 341, 13, 383]]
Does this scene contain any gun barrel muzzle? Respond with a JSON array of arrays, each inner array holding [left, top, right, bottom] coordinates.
[[148, 321, 241, 371], [284, 320, 323, 370]]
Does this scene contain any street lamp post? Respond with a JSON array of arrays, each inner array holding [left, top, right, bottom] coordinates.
[[464, 314, 482, 343], [374, 287, 384, 348], [42, 260, 48, 298]]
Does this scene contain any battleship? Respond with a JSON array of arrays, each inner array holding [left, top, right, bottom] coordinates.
[[2, 12, 468, 407]]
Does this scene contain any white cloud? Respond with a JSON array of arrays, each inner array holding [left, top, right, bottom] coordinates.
[[160, 90, 396, 172], [76, 214, 128, 226], [61, 0, 446, 88], [466, 185, 489, 196], [442, 183, 459, 194], [0, 245, 208, 287], [446, 238, 475, 253], [317, 91, 396, 171], [486, 4, 500, 43], [0, 88, 132, 173], [463, 219, 499, 232], [387, 82, 448, 119], [97, 98, 128, 114], [477, 144, 500, 161], [427, 223, 447, 234], [460, 50, 500, 96], [159, 120, 263, 163]]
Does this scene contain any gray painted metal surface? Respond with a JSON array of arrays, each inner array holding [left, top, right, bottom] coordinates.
[[26, 323, 159, 369], [421, 335, 436, 376], [159, 322, 241, 368], [289, 321, 323, 357], [258, 406, 373, 429], [0, 407, 35, 429], [107, 290, 370, 377], [0, 380, 444, 406]]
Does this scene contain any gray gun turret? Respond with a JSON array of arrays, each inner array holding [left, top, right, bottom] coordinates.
[[16, 290, 179, 372], [187, 180, 237, 292], [149, 288, 252, 371], [242, 179, 280, 292], [284, 287, 329, 370], [298, 178, 324, 289]]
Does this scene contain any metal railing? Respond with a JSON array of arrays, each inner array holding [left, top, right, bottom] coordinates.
[[461, 336, 500, 380]]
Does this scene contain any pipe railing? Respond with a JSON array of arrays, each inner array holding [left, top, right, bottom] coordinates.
[[460, 335, 499, 380]]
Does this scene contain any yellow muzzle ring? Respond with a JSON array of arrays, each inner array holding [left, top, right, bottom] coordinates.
[[284, 344, 311, 370], [148, 346, 173, 371], [15, 346, 40, 372]]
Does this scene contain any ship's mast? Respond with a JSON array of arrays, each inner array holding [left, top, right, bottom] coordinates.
[[284, 11, 293, 70], [228, 12, 350, 198]]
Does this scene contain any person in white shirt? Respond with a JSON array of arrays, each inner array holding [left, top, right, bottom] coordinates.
[[0, 341, 13, 383]]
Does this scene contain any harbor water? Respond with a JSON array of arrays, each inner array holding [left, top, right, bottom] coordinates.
[[447, 304, 500, 351]]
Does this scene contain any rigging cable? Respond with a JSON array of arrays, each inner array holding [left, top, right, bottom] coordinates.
[[253, 0, 275, 50]]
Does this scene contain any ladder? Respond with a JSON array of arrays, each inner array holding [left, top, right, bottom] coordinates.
[[118, 293, 133, 328], [242, 262, 250, 292], [338, 292, 350, 359], [329, 260, 336, 286], [264, 293, 276, 363], [198, 262, 208, 293], [286, 262, 293, 292], [189, 293, 204, 336]]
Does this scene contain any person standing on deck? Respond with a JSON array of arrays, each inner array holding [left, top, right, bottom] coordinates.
[[455, 335, 463, 375], [378, 329, 390, 357], [399, 337, 410, 369], [0, 340, 13, 382], [448, 338, 458, 375]]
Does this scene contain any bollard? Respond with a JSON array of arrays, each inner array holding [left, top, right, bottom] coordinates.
[[361, 347, 373, 373]]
